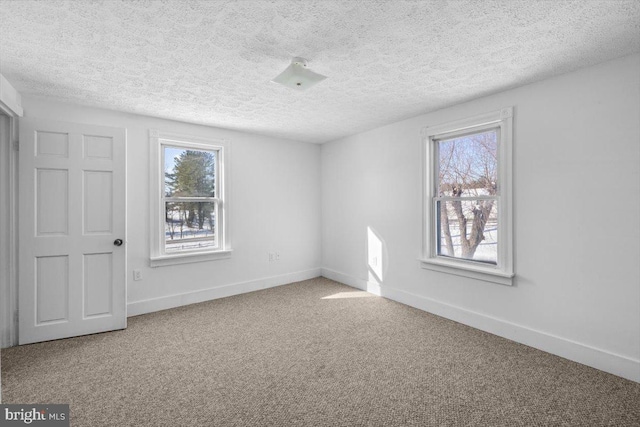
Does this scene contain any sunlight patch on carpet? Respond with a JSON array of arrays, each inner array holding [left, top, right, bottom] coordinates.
[[322, 291, 377, 299]]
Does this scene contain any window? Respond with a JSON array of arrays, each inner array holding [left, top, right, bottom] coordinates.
[[150, 130, 231, 267], [421, 108, 513, 285]]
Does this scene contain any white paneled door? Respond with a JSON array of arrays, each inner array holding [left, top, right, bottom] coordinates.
[[19, 118, 126, 344]]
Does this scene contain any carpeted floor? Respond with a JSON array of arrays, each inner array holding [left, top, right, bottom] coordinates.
[[2, 277, 639, 426]]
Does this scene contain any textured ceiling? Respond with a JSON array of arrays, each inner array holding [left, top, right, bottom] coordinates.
[[1, 1, 639, 143]]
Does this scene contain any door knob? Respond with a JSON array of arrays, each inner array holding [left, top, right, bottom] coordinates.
[[114, 239, 123, 246]]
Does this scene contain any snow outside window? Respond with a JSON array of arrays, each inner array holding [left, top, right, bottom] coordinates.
[[421, 108, 514, 285], [149, 131, 231, 267]]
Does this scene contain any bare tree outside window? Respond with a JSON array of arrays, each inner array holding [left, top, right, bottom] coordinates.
[[422, 108, 513, 284], [436, 129, 498, 264]]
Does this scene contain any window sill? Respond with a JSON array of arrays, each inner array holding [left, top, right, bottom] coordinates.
[[419, 257, 513, 286], [150, 249, 233, 268]]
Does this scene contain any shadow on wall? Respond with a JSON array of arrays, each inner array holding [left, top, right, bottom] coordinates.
[[367, 226, 386, 295]]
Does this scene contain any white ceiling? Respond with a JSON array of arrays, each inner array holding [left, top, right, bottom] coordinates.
[[1, 1, 639, 143]]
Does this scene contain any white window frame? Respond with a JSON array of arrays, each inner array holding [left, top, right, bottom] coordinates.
[[420, 107, 514, 285], [149, 130, 231, 267]]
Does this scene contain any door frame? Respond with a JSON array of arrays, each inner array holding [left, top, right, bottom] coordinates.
[[0, 96, 21, 350]]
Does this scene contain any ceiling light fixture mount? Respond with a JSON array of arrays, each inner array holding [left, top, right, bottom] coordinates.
[[271, 57, 327, 91]]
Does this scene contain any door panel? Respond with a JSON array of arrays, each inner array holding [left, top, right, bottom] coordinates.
[[36, 255, 69, 324], [19, 118, 126, 344], [83, 252, 113, 318], [84, 170, 113, 233], [36, 131, 68, 157], [36, 169, 68, 235], [83, 134, 113, 159]]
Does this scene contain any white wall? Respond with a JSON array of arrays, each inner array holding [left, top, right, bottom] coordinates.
[[21, 97, 322, 315], [321, 53, 640, 382], [9, 55, 639, 384]]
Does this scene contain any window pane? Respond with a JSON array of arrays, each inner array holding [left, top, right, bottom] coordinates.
[[164, 147, 216, 197], [165, 202, 217, 252], [438, 129, 498, 197], [437, 199, 498, 264]]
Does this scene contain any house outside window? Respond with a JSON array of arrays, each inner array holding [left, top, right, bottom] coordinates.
[[421, 108, 514, 285], [150, 130, 231, 267]]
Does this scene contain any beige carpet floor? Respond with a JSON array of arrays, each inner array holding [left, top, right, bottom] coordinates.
[[2, 277, 639, 426]]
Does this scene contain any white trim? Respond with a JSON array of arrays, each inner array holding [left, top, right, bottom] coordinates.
[[321, 268, 640, 383], [421, 107, 514, 284], [321, 267, 382, 296], [0, 74, 23, 117], [128, 268, 321, 316], [0, 115, 12, 349], [149, 130, 231, 264], [0, 107, 20, 350], [9, 114, 18, 348], [423, 107, 513, 137], [150, 249, 232, 267], [419, 258, 513, 286]]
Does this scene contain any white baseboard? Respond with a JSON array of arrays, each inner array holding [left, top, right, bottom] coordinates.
[[321, 267, 381, 295], [321, 267, 640, 383], [128, 268, 322, 317]]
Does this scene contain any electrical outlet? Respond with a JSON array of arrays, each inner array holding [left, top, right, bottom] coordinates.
[[133, 269, 142, 281], [268, 251, 280, 262]]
